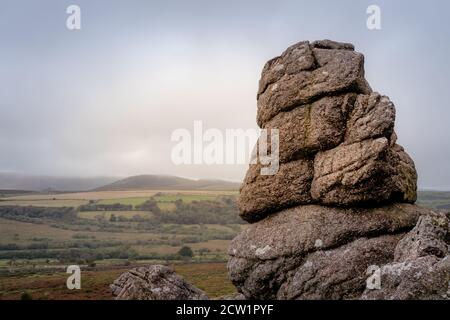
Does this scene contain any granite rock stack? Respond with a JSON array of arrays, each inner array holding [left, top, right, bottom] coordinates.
[[228, 40, 449, 300]]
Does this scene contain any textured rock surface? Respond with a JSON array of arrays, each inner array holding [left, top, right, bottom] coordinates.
[[344, 93, 395, 144], [231, 204, 421, 260], [239, 39, 417, 222], [394, 211, 449, 261], [362, 255, 450, 300], [362, 211, 450, 300], [257, 41, 371, 127], [238, 159, 313, 222], [111, 265, 208, 300], [386, 144, 418, 203], [277, 235, 401, 299], [311, 138, 391, 205], [229, 40, 445, 300], [263, 94, 356, 163], [229, 204, 424, 299], [311, 138, 417, 206]]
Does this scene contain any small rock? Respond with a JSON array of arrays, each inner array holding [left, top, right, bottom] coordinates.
[[111, 265, 209, 300]]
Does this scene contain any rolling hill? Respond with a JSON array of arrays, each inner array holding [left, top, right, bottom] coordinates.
[[94, 175, 240, 191], [0, 173, 118, 192]]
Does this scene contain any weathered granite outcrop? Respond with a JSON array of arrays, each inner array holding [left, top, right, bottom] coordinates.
[[239, 40, 417, 222], [230, 40, 448, 300], [228, 204, 425, 299]]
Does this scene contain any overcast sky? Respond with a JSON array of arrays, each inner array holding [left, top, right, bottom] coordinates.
[[1, 0, 449, 188]]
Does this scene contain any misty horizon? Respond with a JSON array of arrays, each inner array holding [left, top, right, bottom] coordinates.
[[1, 0, 450, 189]]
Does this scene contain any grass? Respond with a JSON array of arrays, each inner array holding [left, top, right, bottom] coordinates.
[[0, 217, 169, 244], [0, 262, 235, 300], [173, 263, 235, 298], [0, 199, 88, 208], [0, 189, 240, 299], [156, 202, 176, 210], [77, 211, 149, 220], [97, 198, 148, 207], [0, 190, 231, 210], [96, 194, 220, 208], [416, 191, 450, 209], [0, 190, 237, 202], [0, 216, 238, 262], [153, 194, 218, 202]]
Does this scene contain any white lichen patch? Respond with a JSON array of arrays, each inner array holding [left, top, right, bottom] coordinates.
[[255, 245, 272, 257], [273, 64, 285, 71], [314, 239, 323, 248]]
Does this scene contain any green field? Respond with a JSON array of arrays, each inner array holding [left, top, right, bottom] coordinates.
[[0, 189, 236, 202], [77, 211, 149, 220], [0, 189, 242, 299], [0, 190, 233, 210], [96, 197, 148, 207], [416, 191, 450, 209], [94, 193, 220, 209]]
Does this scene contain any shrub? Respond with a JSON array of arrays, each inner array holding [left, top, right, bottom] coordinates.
[[178, 246, 194, 258], [21, 291, 33, 300]]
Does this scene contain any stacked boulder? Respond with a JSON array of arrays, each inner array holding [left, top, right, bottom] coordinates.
[[228, 40, 449, 299]]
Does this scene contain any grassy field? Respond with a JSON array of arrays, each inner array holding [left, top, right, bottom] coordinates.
[[94, 193, 220, 209], [416, 191, 450, 209], [0, 262, 235, 300], [0, 189, 242, 299], [0, 217, 242, 247], [77, 211, 149, 220], [0, 199, 88, 207], [0, 190, 236, 211], [0, 189, 237, 202]]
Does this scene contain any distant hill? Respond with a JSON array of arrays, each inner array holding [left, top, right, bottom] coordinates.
[[0, 189, 35, 198], [94, 175, 240, 191], [417, 190, 450, 209], [0, 173, 118, 192]]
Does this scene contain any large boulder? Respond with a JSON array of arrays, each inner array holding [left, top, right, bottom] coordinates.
[[362, 211, 450, 300], [344, 92, 395, 144], [277, 235, 402, 299], [111, 265, 208, 300], [311, 138, 417, 206], [228, 204, 424, 299], [257, 40, 371, 127]]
